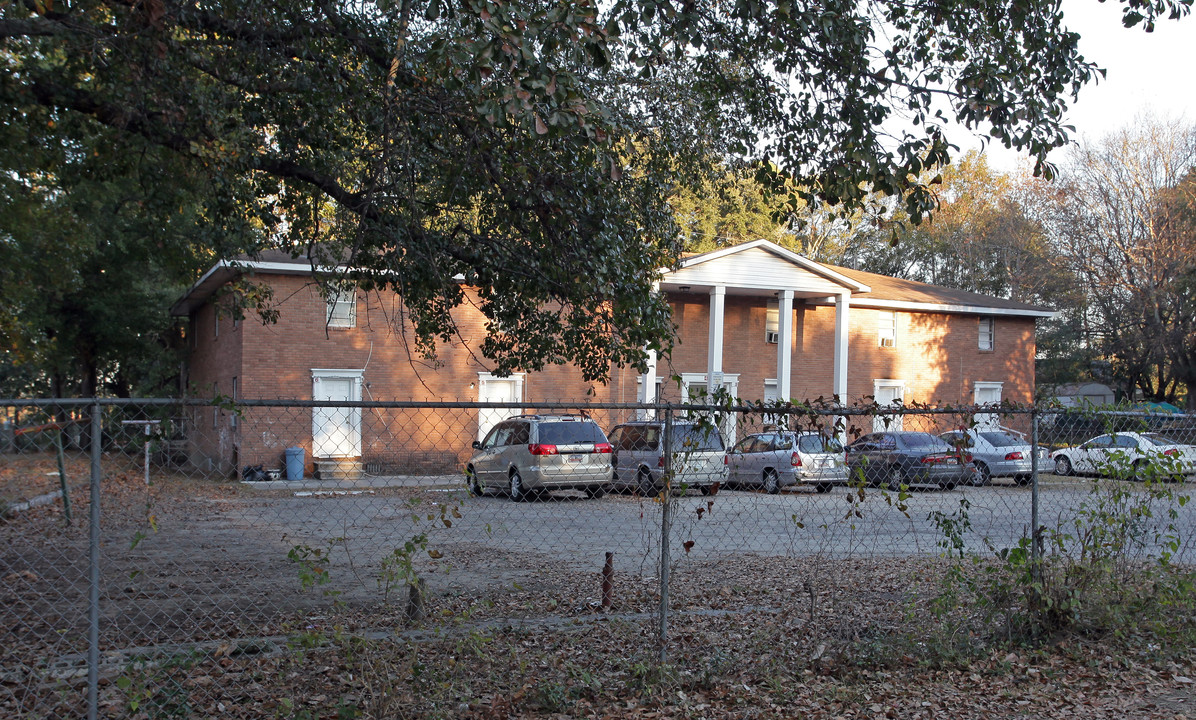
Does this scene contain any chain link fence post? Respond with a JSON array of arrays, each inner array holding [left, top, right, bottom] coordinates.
[[1030, 405, 1042, 584], [657, 404, 673, 665], [87, 401, 101, 720]]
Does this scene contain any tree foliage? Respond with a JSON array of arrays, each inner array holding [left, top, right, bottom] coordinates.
[[2, 0, 1190, 389], [1053, 118, 1196, 405]]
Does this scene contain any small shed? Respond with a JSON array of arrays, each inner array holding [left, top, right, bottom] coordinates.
[[1047, 382, 1116, 408]]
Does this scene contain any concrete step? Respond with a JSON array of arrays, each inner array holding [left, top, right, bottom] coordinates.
[[314, 459, 364, 482]]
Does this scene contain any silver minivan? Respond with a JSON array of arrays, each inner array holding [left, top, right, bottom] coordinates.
[[727, 431, 847, 493], [466, 415, 613, 501], [607, 420, 727, 496]]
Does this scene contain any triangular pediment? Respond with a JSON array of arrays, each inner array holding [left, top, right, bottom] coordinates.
[[662, 240, 869, 295]]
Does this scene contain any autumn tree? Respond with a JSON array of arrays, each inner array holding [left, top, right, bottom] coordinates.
[[1053, 118, 1196, 405], [2, 0, 1190, 389]]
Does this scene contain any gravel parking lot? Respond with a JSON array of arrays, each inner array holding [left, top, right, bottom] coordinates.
[[6, 471, 1194, 663]]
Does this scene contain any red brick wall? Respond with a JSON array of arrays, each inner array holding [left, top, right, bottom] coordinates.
[[183, 295, 244, 475], [185, 276, 1037, 470], [620, 293, 1035, 407]]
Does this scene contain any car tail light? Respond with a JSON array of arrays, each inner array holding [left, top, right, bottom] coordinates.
[[922, 453, 950, 465], [528, 444, 558, 456], [791, 451, 802, 468], [658, 456, 665, 468], [1164, 448, 1180, 457], [723, 455, 729, 465], [965, 453, 973, 463], [1004, 451, 1024, 461], [593, 442, 612, 454]]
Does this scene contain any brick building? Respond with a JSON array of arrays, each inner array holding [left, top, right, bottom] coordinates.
[[171, 240, 1052, 475]]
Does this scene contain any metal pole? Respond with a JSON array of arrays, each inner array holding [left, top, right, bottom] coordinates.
[[1030, 407, 1041, 574], [658, 405, 673, 664], [88, 402, 102, 720]]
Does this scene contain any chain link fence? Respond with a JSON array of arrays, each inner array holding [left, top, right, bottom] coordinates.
[[3, 398, 1194, 718]]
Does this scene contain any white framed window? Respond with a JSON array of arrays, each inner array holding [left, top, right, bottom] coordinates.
[[230, 377, 238, 428], [877, 311, 896, 348], [326, 289, 357, 328], [873, 379, 905, 432], [765, 301, 780, 344], [635, 375, 664, 403], [978, 317, 994, 351]]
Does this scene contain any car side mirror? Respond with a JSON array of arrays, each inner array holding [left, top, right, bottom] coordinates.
[[471, 440, 481, 450]]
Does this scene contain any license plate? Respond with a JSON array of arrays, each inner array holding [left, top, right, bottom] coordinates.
[[566, 455, 582, 463]]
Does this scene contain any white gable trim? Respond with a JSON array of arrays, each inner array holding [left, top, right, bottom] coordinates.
[[667, 240, 870, 293]]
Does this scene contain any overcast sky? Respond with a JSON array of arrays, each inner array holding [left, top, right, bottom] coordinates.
[[965, 0, 1195, 171]]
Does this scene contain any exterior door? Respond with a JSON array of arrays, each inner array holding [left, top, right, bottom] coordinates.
[[478, 373, 523, 442], [873, 381, 905, 432], [312, 371, 362, 458], [974, 382, 1003, 430]]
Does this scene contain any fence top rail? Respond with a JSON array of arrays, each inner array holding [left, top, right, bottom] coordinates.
[[2, 397, 1190, 419]]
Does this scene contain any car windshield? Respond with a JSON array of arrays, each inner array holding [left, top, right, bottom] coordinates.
[[677, 424, 724, 451], [979, 431, 1024, 447], [899, 433, 951, 450], [1142, 433, 1186, 447], [798, 435, 842, 453], [538, 421, 607, 445]]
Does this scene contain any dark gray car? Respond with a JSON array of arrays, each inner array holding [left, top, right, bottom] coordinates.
[[846, 431, 974, 490]]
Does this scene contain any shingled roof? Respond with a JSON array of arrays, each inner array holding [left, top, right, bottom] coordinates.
[[819, 263, 1054, 316]]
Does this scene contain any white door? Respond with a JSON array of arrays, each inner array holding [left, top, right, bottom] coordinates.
[[680, 372, 740, 446], [312, 372, 362, 457], [478, 374, 523, 442], [974, 382, 1003, 431], [874, 380, 904, 432]]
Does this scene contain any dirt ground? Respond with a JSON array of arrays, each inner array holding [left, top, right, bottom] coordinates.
[[3, 454, 1195, 718]]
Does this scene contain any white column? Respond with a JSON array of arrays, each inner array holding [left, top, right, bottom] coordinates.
[[776, 290, 794, 401], [833, 292, 850, 401], [639, 282, 660, 419], [706, 286, 725, 395]]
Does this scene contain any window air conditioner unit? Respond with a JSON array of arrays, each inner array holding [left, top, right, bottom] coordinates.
[[765, 330, 780, 344], [879, 336, 895, 348]]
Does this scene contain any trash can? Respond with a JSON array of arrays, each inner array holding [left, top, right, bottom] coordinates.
[[285, 447, 305, 481]]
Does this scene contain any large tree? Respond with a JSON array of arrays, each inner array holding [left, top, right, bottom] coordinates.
[[1054, 118, 1196, 406], [2, 0, 1190, 388]]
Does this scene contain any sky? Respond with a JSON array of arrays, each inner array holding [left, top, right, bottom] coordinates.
[[965, 0, 1196, 172]]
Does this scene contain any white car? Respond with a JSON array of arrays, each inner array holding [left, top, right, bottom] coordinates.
[[1051, 432, 1196, 482]]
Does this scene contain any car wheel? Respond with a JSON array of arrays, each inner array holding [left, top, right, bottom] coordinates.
[[973, 462, 992, 487], [466, 467, 484, 497], [1054, 455, 1072, 477], [636, 469, 656, 498], [509, 470, 527, 502], [763, 470, 780, 495], [814, 482, 832, 494], [1132, 460, 1148, 483], [887, 466, 904, 492], [585, 485, 607, 499]]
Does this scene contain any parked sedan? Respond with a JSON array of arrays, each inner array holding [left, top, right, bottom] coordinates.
[[846, 432, 974, 490], [1051, 432, 1196, 482], [939, 428, 1048, 486], [727, 432, 847, 494]]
